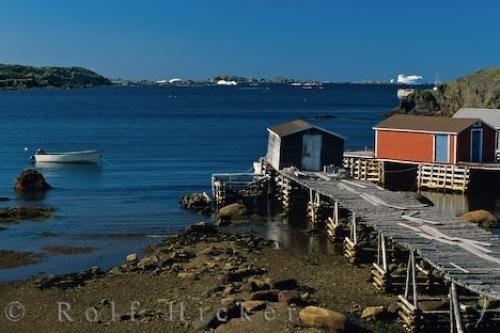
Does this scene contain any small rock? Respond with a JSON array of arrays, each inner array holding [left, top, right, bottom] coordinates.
[[221, 297, 235, 304], [178, 272, 197, 280], [195, 301, 239, 330], [250, 289, 279, 302], [137, 255, 159, 270], [361, 306, 385, 321], [242, 300, 266, 312], [271, 278, 298, 290], [206, 285, 225, 296], [184, 221, 217, 234], [300, 292, 310, 302], [197, 246, 217, 256], [222, 285, 237, 296], [299, 306, 346, 331], [278, 290, 301, 304], [247, 277, 269, 291], [126, 253, 138, 265], [205, 261, 217, 269]]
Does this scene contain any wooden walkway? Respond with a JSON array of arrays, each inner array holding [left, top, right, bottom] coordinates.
[[278, 170, 500, 301], [344, 150, 500, 171]]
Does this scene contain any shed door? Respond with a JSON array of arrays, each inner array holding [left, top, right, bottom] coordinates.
[[434, 134, 448, 163], [301, 134, 322, 171], [470, 129, 483, 162]]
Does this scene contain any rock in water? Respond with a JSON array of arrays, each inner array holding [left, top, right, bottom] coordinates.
[[217, 203, 247, 224], [299, 306, 346, 331], [179, 192, 212, 214], [459, 210, 499, 229], [13, 169, 52, 193]]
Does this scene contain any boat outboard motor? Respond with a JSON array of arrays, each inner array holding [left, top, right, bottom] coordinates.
[[31, 148, 46, 163]]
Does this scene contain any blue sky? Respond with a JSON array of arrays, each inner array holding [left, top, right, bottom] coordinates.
[[1, 1, 499, 81]]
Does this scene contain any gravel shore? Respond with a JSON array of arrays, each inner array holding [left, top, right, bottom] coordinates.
[[0, 222, 403, 332]]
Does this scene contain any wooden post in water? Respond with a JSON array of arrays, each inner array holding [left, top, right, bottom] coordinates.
[[343, 212, 359, 264]]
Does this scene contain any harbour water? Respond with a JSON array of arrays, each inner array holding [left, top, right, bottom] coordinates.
[[0, 85, 498, 281]]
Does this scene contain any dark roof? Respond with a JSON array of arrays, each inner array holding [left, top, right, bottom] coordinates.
[[268, 119, 346, 139], [374, 114, 481, 133], [268, 119, 312, 137]]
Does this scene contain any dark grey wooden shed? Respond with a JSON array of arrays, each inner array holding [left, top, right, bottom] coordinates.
[[266, 119, 345, 171]]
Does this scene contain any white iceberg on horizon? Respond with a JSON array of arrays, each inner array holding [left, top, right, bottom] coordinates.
[[397, 74, 424, 85], [216, 80, 237, 86]]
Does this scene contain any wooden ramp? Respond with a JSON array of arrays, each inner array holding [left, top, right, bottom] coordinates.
[[278, 170, 500, 301]]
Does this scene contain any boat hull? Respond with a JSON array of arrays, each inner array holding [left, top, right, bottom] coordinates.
[[34, 150, 102, 163]]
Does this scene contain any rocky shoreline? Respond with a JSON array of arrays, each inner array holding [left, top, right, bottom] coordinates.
[[0, 221, 402, 332]]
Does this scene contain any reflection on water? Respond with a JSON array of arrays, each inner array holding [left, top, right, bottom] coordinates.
[[422, 191, 500, 220], [421, 192, 469, 217], [34, 162, 102, 178]]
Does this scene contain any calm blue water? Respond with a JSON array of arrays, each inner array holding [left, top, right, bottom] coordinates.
[[0, 85, 498, 281]]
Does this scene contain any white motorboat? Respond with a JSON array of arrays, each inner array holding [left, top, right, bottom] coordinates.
[[32, 149, 102, 163]]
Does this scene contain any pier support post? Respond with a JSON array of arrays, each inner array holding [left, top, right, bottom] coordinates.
[[397, 250, 424, 332], [343, 212, 359, 264], [307, 189, 325, 229], [372, 232, 391, 292], [326, 200, 341, 241], [449, 283, 464, 333]]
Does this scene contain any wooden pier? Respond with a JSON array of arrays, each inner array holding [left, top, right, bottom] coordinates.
[[275, 168, 500, 332], [211, 173, 269, 207], [343, 152, 500, 194]]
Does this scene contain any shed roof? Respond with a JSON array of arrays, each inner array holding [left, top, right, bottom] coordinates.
[[268, 119, 346, 140], [453, 108, 500, 129], [374, 114, 482, 134]]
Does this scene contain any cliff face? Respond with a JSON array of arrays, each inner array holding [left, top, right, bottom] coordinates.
[[0, 64, 111, 89], [390, 68, 500, 117]]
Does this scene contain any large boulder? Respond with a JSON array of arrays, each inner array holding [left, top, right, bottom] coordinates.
[[13, 169, 52, 193], [459, 210, 499, 229], [299, 306, 346, 331], [217, 203, 247, 225]]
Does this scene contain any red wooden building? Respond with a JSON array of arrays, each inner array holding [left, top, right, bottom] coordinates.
[[374, 115, 497, 164]]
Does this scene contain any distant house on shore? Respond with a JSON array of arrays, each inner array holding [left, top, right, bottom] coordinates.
[[373, 115, 497, 164], [453, 108, 500, 152], [266, 119, 345, 171]]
